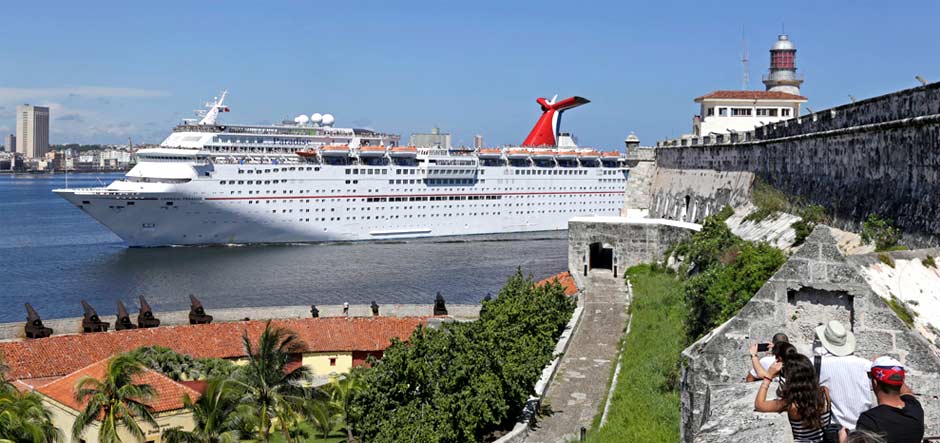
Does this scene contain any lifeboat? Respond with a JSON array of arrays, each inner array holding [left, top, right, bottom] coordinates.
[[601, 151, 622, 158], [556, 150, 578, 160], [295, 148, 318, 158], [506, 149, 531, 160], [578, 150, 600, 160], [358, 145, 387, 157], [477, 148, 503, 159], [320, 145, 351, 156], [530, 149, 556, 160], [390, 146, 418, 158]]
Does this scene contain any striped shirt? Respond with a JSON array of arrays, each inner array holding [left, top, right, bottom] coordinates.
[[816, 352, 875, 429], [789, 405, 832, 442]]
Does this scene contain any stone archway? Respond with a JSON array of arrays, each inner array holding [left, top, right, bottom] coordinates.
[[589, 242, 613, 271]]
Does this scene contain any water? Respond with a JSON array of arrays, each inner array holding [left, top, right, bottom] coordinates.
[[0, 173, 569, 323]]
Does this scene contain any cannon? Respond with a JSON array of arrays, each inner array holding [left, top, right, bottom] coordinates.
[[137, 296, 161, 328], [370, 301, 380, 316], [310, 305, 319, 318], [433, 292, 448, 316], [188, 294, 213, 324], [115, 301, 137, 330], [24, 303, 53, 338], [81, 300, 110, 333]]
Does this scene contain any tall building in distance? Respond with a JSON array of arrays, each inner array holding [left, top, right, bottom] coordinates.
[[762, 34, 804, 95], [409, 127, 452, 149], [16, 104, 50, 159], [473, 134, 484, 149], [4, 134, 14, 153]]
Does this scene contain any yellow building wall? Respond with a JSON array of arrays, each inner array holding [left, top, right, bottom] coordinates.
[[41, 396, 196, 443], [301, 351, 352, 377]]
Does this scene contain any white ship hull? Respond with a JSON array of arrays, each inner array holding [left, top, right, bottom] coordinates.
[[55, 162, 626, 247]]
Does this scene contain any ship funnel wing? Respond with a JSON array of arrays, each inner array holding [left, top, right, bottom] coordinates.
[[522, 96, 590, 147]]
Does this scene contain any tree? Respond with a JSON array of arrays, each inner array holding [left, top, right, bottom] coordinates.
[[325, 376, 361, 442], [0, 390, 60, 443], [303, 398, 341, 442], [162, 379, 240, 443], [232, 322, 310, 443], [861, 214, 902, 251], [72, 354, 157, 443]]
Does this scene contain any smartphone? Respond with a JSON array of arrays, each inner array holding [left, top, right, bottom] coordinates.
[[757, 343, 771, 352]]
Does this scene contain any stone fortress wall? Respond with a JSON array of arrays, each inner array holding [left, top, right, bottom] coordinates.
[[648, 82, 940, 246]]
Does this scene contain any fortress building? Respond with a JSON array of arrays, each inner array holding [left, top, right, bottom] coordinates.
[[691, 34, 806, 137]]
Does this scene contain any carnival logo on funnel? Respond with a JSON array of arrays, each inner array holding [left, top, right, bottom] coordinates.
[[521, 95, 590, 147]]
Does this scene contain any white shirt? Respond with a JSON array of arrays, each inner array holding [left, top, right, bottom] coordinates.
[[815, 351, 875, 429], [749, 355, 776, 378]]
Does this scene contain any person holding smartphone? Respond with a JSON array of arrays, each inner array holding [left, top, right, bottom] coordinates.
[[747, 332, 791, 382]]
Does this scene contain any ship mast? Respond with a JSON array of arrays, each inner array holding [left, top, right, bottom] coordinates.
[[198, 90, 229, 125]]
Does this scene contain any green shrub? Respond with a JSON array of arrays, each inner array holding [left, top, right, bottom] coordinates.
[[714, 205, 735, 222], [350, 270, 575, 443], [744, 179, 790, 223], [791, 220, 814, 246], [923, 256, 937, 268], [878, 253, 895, 268], [862, 214, 902, 251], [791, 204, 829, 246], [685, 241, 785, 340], [886, 296, 916, 327]]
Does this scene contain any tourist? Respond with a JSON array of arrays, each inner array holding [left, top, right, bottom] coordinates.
[[841, 429, 886, 443], [755, 353, 833, 443], [814, 320, 874, 430], [747, 332, 792, 382], [841, 356, 924, 443]]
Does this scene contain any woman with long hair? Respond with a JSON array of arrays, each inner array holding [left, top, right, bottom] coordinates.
[[755, 353, 832, 443]]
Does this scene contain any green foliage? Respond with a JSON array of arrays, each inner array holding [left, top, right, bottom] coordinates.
[[72, 354, 158, 443], [861, 214, 902, 251], [671, 212, 739, 276], [923, 256, 937, 269], [0, 384, 60, 443], [886, 296, 916, 327], [232, 322, 311, 443], [129, 346, 237, 381], [878, 253, 896, 268], [162, 379, 242, 443], [714, 205, 735, 222], [744, 178, 791, 223], [685, 242, 785, 340], [586, 265, 685, 443], [349, 270, 575, 443], [791, 204, 830, 246]]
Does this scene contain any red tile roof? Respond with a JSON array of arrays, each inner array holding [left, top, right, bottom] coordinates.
[[694, 90, 807, 102], [538, 272, 579, 296], [0, 316, 426, 381], [36, 359, 200, 413]]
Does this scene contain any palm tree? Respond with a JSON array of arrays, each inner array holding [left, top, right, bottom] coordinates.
[[303, 399, 340, 442], [0, 389, 60, 443], [233, 322, 310, 443], [326, 376, 361, 442], [162, 379, 240, 443], [72, 354, 157, 443]]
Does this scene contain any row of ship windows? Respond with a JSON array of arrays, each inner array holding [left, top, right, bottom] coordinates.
[[234, 198, 619, 208], [230, 166, 618, 176], [225, 186, 623, 196]]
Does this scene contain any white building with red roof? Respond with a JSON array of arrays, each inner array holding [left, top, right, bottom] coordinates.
[[690, 34, 808, 138]]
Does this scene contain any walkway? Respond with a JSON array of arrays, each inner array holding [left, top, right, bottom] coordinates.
[[524, 269, 629, 443]]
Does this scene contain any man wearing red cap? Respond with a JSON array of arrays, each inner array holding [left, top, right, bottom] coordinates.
[[845, 356, 924, 443]]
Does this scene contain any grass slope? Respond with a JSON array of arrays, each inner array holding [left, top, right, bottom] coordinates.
[[587, 265, 686, 443]]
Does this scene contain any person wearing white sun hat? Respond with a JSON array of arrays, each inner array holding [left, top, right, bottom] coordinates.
[[813, 320, 875, 433]]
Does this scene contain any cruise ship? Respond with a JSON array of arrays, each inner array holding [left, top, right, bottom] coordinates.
[[54, 92, 628, 247]]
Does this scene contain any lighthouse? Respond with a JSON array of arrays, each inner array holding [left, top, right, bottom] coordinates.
[[762, 34, 804, 95]]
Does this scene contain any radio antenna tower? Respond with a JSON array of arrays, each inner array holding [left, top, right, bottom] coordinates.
[[741, 28, 749, 89]]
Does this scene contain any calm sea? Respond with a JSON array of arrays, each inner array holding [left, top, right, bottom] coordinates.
[[0, 173, 568, 323]]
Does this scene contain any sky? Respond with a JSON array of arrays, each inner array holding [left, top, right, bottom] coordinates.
[[2, 1, 939, 147]]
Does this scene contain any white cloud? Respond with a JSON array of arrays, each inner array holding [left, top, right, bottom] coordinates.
[[0, 86, 169, 102]]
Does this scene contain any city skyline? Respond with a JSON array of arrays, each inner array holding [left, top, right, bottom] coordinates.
[[2, 1, 939, 147]]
